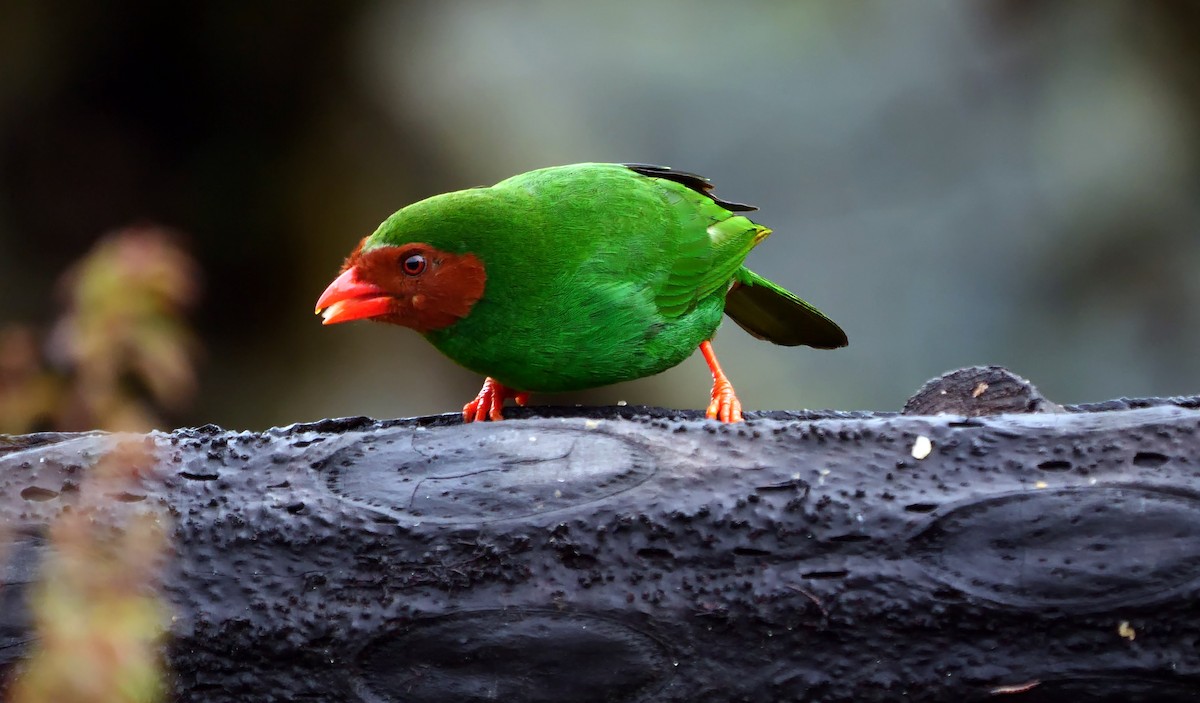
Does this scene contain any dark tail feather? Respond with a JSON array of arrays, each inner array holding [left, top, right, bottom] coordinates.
[[725, 268, 847, 349]]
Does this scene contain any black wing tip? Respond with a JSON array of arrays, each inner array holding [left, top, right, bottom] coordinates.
[[623, 163, 757, 212], [809, 328, 849, 349], [801, 315, 849, 349], [777, 323, 848, 349]]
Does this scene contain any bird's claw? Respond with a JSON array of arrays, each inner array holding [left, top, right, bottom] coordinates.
[[699, 340, 743, 423], [463, 378, 527, 423], [706, 380, 744, 423]]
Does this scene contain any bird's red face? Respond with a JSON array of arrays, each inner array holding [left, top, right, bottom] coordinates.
[[315, 240, 486, 333]]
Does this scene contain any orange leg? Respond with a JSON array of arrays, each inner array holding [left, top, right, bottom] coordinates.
[[462, 377, 529, 423], [699, 340, 743, 423]]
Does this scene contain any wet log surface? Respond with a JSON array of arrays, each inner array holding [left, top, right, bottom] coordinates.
[[1, 368, 1200, 702]]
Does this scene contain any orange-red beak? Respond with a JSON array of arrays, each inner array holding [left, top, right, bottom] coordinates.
[[315, 266, 393, 325]]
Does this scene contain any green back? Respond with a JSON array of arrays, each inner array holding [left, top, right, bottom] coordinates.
[[363, 163, 807, 391]]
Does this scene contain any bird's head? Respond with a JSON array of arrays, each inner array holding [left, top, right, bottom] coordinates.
[[315, 236, 487, 332]]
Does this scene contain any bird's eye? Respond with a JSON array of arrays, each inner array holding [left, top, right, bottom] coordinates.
[[401, 253, 427, 275]]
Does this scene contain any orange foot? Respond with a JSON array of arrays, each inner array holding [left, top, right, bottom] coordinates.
[[462, 377, 529, 423], [700, 340, 744, 423]]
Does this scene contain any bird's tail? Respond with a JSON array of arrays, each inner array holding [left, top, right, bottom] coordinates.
[[724, 267, 847, 348]]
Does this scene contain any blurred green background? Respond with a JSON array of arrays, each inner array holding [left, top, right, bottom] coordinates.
[[1, 0, 1198, 430]]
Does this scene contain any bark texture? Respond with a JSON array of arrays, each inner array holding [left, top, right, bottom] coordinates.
[[0, 368, 1198, 702]]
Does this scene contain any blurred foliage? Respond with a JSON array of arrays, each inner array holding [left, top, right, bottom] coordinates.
[[0, 229, 191, 699], [0, 227, 199, 433], [8, 439, 168, 703], [0, 327, 57, 435]]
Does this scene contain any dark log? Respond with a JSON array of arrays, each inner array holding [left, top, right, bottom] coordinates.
[[1, 368, 1200, 702]]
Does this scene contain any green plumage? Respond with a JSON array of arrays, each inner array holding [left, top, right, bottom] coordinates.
[[362, 163, 846, 392]]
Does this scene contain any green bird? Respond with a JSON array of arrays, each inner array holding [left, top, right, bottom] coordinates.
[[315, 163, 846, 423]]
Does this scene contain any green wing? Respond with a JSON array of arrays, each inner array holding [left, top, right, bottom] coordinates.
[[725, 267, 848, 348], [626, 164, 847, 348], [655, 212, 769, 318], [628, 165, 767, 319]]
